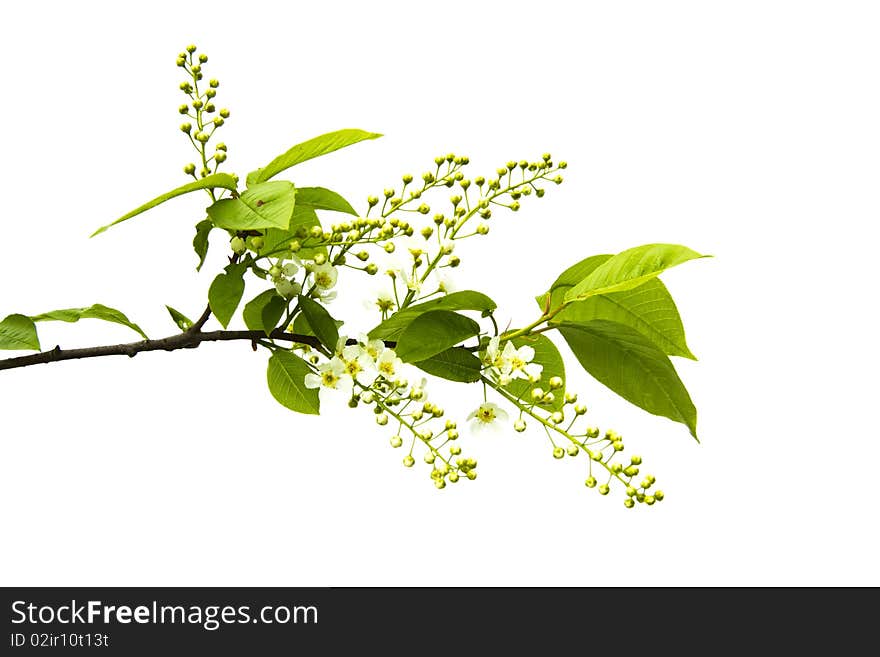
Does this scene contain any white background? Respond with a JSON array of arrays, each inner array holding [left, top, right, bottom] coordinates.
[[1, 1, 878, 586]]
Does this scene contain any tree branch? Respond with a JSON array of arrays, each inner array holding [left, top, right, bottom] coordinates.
[[188, 304, 213, 333], [0, 330, 397, 372]]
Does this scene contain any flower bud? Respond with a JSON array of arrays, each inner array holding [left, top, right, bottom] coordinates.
[[420, 226, 433, 239], [183, 163, 196, 175], [553, 447, 564, 459], [209, 78, 220, 88], [447, 429, 459, 440], [176, 57, 186, 67], [219, 108, 230, 118], [214, 151, 227, 163], [390, 435, 403, 448], [564, 392, 577, 404], [365, 263, 378, 275], [180, 122, 192, 133], [249, 236, 264, 250], [196, 132, 209, 143], [178, 104, 189, 114], [574, 404, 587, 415], [205, 103, 216, 113], [313, 253, 327, 265], [558, 161, 567, 169], [630, 455, 642, 465], [403, 455, 415, 467], [548, 376, 563, 390], [550, 411, 564, 424], [530, 388, 544, 402], [230, 236, 246, 254], [654, 490, 665, 501], [198, 53, 208, 63], [376, 414, 388, 426], [598, 484, 610, 496], [448, 256, 460, 267], [624, 498, 635, 508], [186, 44, 197, 53], [213, 117, 225, 127], [476, 223, 489, 235], [585, 476, 597, 488], [567, 445, 579, 457]]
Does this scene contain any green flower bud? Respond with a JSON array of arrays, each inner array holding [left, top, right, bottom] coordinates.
[[566, 445, 579, 457], [390, 435, 403, 448], [510, 201, 521, 212], [289, 240, 301, 252], [420, 226, 433, 239], [176, 57, 186, 67], [448, 472, 460, 483], [434, 155, 445, 165], [530, 387, 545, 402], [179, 81, 192, 92], [535, 188, 545, 198], [447, 429, 459, 440], [249, 236, 264, 250], [424, 452, 435, 464], [552, 447, 565, 459], [209, 78, 220, 88], [219, 108, 230, 118], [446, 153, 455, 162], [554, 175, 564, 185], [403, 455, 415, 467], [542, 153, 552, 162], [466, 471, 477, 481], [230, 236, 246, 254], [365, 263, 378, 275], [313, 253, 327, 265], [196, 132, 209, 143], [598, 484, 610, 496], [474, 176, 485, 186], [624, 498, 635, 509], [564, 392, 578, 404], [476, 223, 489, 235], [186, 44, 197, 53], [460, 179, 471, 190], [192, 99, 204, 110], [514, 419, 526, 432], [519, 160, 528, 169], [585, 476, 597, 488], [178, 104, 189, 114], [624, 466, 639, 477], [268, 265, 282, 279], [613, 440, 624, 452], [559, 161, 568, 169], [541, 392, 555, 405], [183, 163, 196, 175], [180, 122, 192, 133], [550, 411, 564, 424], [355, 250, 369, 262], [654, 490, 665, 501], [309, 226, 323, 239], [198, 53, 208, 63], [448, 255, 461, 267], [214, 151, 227, 163], [548, 376, 563, 390], [402, 173, 413, 184], [191, 65, 201, 74], [574, 404, 587, 415], [591, 450, 604, 462], [645, 495, 656, 505], [496, 167, 508, 177], [205, 103, 215, 113], [450, 195, 462, 206], [213, 117, 225, 127], [611, 463, 623, 474], [367, 195, 379, 207], [376, 414, 388, 426]]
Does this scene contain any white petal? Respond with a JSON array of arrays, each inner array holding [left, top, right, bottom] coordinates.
[[517, 345, 535, 362], [304, 373, 322, 389]]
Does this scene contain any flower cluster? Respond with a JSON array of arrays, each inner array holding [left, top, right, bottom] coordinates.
[[480, 336, 543, 385], [304, 335, 402, 397]]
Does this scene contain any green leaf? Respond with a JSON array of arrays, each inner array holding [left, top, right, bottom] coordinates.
[[254, 206, 326, 260], [549, 279, 696, 360], [369, 291, 496, 341], [267, 350, 320, 415], [243, 290, 287, 336], [415, 347, 482, 383], [291, 313, 343, 337], [0, 314, 40, 351], [502, 335, 566, 411], [297, 295, 339, 351], [247, 129, 382, 185], [558, 320, 698, 439], [207, 181, 296, 231], [208, 266, 246, 328], [165, 305, 193, 331], [193, 219, 213, 271], [31, 304, 147, 340], [395, 310, 481, 363], [91, 173, 238, 237], [564, 244, 706, 303], [296, 187, 357, 215]]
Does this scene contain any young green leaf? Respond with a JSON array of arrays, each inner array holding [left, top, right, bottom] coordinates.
[[0, 314, 40, 351], [243, 290, 287, 336], [91, 173, 238, 237], [297, 296, 339, 351], [165, 305, 193, 331], [564, 244, 706, 303], [247, 129, 382, 185], [558, 319, 698, 439], [394, 310, 481, 363], [550, 279, 696, 360], [415, 347, 482, 383], [207, 181, 296, 231], [31, 304, 148, 340], [503, 335, 566, 411], [193, 219, 213, 271], [295, 187, 358, 216], [369, 291, 496, 341], [208, 266, 246, 328], [267, 350, 320, 415]]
